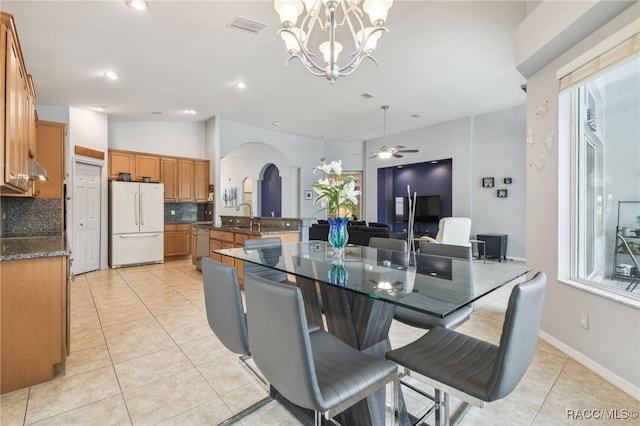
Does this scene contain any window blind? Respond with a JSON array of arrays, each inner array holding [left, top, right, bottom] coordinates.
[[559, 31, 639, 91]]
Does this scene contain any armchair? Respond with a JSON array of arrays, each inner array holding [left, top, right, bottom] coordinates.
[[420, 217, 471, 247]]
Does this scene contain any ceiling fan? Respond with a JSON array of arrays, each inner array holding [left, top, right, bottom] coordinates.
[[370, 106, 419, 159], [370, 145, 419, 159]]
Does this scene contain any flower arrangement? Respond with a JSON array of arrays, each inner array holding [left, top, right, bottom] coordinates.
[[312, 160, 360, 218]]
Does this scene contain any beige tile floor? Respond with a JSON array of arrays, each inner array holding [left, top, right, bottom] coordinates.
[[1, 258, 638, 426]]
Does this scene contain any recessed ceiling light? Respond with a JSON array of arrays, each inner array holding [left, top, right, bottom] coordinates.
[[152, 111, 163, 115], [93, 106, 106, 112], [103, 71, 118, 80], [271, 121, 280, 126], [126, 0, 147, 11], [184, 110, 197, 115], [410, 113, 422, 118], [236, 81, 246, 89], [431, 160, 438, 164]]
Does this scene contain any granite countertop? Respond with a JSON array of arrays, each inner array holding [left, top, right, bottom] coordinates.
[[0, 234, 70, 261], [194, 223, 299, 235]]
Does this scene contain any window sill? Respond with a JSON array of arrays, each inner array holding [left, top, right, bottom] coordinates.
[[558, 278, 640, 310]]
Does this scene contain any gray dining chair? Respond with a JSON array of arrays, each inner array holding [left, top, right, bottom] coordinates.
[[201, 257, 272, 422], [386, 272, 547, 426], [244, 272, 399, 426], [369, 237, 408, 266], [243, 237, 288, 283], [394, 242, 474, 330], [369, 236, 407, 252]]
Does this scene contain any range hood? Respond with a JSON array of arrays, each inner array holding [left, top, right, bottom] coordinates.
[[28, 158, 48, 181]]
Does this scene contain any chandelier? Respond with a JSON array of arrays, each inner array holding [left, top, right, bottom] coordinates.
[[274, 0, 393, 83]]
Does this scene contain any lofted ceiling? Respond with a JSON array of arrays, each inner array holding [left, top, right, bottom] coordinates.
[[2, 1, 528, 143]]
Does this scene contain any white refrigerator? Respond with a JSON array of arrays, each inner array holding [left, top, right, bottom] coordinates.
[[109, 181, 164, 268]]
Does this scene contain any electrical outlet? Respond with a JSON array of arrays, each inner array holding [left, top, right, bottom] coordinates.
[[580, 313, 589, 330], [170, 210, 175, 216]]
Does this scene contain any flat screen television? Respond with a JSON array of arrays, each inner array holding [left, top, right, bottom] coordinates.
[[395, 195, 441, 223]]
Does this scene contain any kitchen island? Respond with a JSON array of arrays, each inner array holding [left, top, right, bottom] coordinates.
[[0, 233, 71, 394], [192, 216, 306, 285]]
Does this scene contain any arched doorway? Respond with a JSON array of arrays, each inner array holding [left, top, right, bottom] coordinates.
[[260, 163, 282, 217], [241, 177, 253, 216]]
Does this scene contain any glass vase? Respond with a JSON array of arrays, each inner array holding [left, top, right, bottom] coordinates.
[[328, 263, 348, 287], [328, 217, 349, 260]]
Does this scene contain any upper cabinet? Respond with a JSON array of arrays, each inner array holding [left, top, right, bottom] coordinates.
[[1, 12, 36, 194], [160, 157, 177, 201], [108, 150, 134, 180], [109, 149, 209, 203], [134, 154, 160, 182], [108, 150, 160, 182], [34, 120, 65, 199], [178, 159, 194, 202], [195, 160, 209, 203]]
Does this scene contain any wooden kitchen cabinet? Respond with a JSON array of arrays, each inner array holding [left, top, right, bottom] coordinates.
[[164, 223, 191, 257], [1, 255, 69, 394], [108, 150, 134, 180], [209, 229, 235, 266], [134, 154, 160, 182], [208, 228, 299, 288], [109, 149, 209, 203], [195, 160, 209, 202], [26, 75, 36, 158], [178, 159, 194, 202], [191, 225, 198, 265], [34, 120, 65, 199], [1, 12, 35, 194], [161, 157, 177, 201]]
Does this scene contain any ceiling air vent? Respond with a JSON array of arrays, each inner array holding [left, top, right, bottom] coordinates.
[[228, 16, 267, 35], [361, 93, 374, 99]]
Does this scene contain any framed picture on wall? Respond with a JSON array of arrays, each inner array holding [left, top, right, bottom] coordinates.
[[504, 177, 512, 184], [304, 190, 313, 200], [482, 177, 495, 188], [497, 189, 508, 198]]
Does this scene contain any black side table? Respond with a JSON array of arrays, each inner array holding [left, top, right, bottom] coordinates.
[[476, 234, 508, 262]]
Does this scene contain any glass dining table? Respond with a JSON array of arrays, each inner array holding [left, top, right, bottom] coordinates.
[[215, 241, 530, 426]]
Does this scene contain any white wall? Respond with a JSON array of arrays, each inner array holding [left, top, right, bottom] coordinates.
[[218, 119, 325, 221], [518, 1, 640, 396], [108, 122, 206, 158], [365, 116, 473, 220], [472, 106, 527, 259], [364, 106, 527, 259]]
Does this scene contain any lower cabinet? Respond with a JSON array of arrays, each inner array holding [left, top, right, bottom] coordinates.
[[191, 225, 198, 265], [208, 229, 300, 289], [164, 224, 190, 257], [1, 255, 68, 394]]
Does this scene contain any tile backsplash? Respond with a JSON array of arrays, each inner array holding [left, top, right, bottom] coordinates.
[[164, 203, 213, 223], [1, 197, 62, 236]]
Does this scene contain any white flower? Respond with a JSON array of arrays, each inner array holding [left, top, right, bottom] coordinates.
[[314, 163, 332, 175], [330, 160, 342, 175], [341, 180, 360, 205], [311, 160, 358, 218]]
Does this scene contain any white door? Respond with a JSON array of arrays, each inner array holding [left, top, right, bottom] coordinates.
[[73, 162, 101, 275]]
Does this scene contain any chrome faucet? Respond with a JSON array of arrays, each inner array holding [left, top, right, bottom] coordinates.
[[236, 202, 253, 217], [235, 203, 254, 228]]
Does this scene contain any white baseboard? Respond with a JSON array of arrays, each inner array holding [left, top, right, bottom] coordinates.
[[539, 330, 640, 400]]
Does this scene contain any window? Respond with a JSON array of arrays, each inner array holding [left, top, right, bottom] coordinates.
[[567, 54, 640, 296]]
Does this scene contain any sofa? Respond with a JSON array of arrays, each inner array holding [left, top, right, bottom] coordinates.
[[308, 221, 392, 246]]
